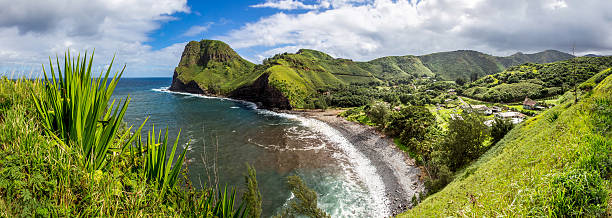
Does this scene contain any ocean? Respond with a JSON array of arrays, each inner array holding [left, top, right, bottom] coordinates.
[[113, 78, 388, 217]]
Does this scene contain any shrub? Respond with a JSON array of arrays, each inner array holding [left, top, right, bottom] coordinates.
[[243, 164, 262, 218], [490, 118, 514, 143], [276, 175, 330, 218], [366, 101, 391, 128], [441, 112, 489, 171], [546, 111, 561, 123]]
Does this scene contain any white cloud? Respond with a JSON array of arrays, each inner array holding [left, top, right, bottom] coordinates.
[[182, 22, 214, 37], [0, 0, 189, 77], [251, 0, 329, 10], [226, 0, 612, 62]]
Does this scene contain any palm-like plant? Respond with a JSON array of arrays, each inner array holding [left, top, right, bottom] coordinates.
[[32, 52, 145, 171]]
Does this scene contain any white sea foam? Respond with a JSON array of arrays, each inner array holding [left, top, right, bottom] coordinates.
[[292, 117, 390, 217], [152, 87, 390, 217]]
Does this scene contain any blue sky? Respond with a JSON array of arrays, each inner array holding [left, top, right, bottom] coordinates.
[[0, 0, 611, 77]]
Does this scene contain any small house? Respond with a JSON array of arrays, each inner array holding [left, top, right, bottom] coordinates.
[[495, 111, 526, 124], [523, 97, 538, 110], [471, 105, 492, 115], [490, 106, 502, 112], [495, 111, 525, 119]]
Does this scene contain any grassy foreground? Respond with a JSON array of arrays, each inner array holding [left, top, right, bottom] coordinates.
[[401, 74, 612, 216], [0, 54, 246, 217]]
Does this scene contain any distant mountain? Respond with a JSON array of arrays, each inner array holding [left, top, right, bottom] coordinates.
[[170, 39, 576, 109], [584, 54, 603, 57], [417, 50, 505, 81], [417, 50, 574, 81]]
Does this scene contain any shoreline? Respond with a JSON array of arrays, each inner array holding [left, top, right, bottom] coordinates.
[[288, 109, 425, 216], [157, 89, 425, 215]]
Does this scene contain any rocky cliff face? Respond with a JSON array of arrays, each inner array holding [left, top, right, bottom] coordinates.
[[169, 70, 206, 94], [169, 40, 290, 109], [229, 73, 292, 110]]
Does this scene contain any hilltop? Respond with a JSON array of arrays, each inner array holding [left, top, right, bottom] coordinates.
[[170, 39, 574, 109]]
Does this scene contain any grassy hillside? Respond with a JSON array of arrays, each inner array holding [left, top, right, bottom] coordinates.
[[418, 50, 505, 81], [463, 56, 612, 102], [173, 40, 258, 94], [172, 40, 573, 108], [401, 73, 612, 216], [497, 50, 575, 68], [417, 50, 574, 81]]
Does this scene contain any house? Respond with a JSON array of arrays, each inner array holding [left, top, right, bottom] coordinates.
[[523, 97, 538, 110], [470, 105, 492, 115], [490, 106, 502, 112], [495, 111, 526, 124], [495, 111, 525, 119]]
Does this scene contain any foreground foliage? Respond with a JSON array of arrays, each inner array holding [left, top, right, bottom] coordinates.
[[0, 53, 247, 216]]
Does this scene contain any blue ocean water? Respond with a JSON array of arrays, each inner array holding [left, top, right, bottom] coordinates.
[[112, 78, 386, 217]]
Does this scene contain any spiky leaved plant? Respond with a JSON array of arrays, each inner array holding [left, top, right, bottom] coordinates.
[[132, 126, 188, 197], [32, 52, 145, 171]]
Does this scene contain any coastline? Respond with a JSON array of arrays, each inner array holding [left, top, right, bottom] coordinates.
[[156, 88, 425, 216], [288, 109, 425, 216]]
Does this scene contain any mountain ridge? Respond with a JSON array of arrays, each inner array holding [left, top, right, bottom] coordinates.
[[170, 39, 574, 109]]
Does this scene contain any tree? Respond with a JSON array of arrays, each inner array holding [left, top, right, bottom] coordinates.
[[384, 106, 435, 141], [441, 111, 490, 170], [243, 164, 262, 218], [275, 175, 330, 218], [366, 101, 391, 128], [490, 118, 514, 144], [470, 72, 479, 82], [455, 77, 466, 86]]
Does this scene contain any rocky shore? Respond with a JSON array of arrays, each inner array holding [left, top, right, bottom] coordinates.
[[289, 109, 425, 216]]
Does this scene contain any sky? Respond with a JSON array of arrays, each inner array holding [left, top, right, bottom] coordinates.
[[0, 0, 611, 77]]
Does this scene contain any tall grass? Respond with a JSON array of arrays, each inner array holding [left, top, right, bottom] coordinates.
[[32, 52, 143, 171]]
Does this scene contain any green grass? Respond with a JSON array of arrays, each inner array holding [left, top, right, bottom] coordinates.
[[400, 74, 612, 217], [0, 53, 249, 217]]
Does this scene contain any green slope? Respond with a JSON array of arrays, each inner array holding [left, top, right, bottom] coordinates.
[[401, 73, 612, 217], [418, 50, 505, 81], [497, 50, 576, 68], [418, 50, 574, 81], [173, 40, 257, 94], [463, 56, 612, 102]]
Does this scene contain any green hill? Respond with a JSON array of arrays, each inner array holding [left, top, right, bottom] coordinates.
[[418, 50, 505, 81], [401, 73, 612, 216], [417, 50, 574, 81], [463, 56, 612, 102], [497, 50, 576, 67], [170, 40, 574, 109], [170, 40, 257, 94]]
